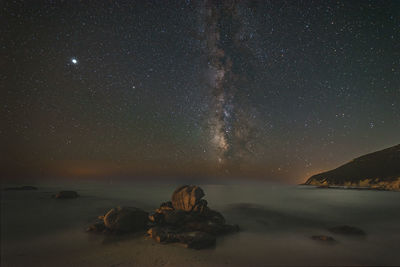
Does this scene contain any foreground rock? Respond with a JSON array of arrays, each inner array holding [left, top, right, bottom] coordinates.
[[87, 206, 148, 234], [104, 207, 148, 232], [147, 185, 239, 249], [52, 190, 79, 199], [304, 144, 400, 191], [328, 225, 366, 236], [5, 186, 38, 191], [86, 185, 239, 249]]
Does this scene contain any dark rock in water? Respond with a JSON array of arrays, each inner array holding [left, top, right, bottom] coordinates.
[[86, 221, 107, 233], [5, 186, 38, 191], [104, 206, 148, 233], [171, 185, 205, 212], [178, 231, 216, 249], [304, 144, 400, 191], [53, 191, 79, 199], [328, 225, 366, 236], [311, 235, 335, 242]]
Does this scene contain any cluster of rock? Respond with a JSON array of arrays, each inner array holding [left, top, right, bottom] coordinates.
[[147, 185, 239, 249], [86, 185, 239, 249]]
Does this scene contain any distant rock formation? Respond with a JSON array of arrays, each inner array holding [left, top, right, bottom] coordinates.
[[304, 144, 400, 191], [52, 191, 79, 199], [4, 186, 38, 191]]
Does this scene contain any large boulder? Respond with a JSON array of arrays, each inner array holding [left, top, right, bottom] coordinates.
[[53, 191, 79, 199], [171, 185, 205, 212], [103, 206, 148, 232]]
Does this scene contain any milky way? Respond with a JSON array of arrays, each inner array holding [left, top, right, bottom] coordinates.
[[203, 1, 258, 168]]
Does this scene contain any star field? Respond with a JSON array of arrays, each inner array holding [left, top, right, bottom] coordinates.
[[1, 0, 399, 182]]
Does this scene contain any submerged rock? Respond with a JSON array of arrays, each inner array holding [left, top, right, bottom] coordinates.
[[171, 185, 205, 212], [5, 186, 38, 191], [328, 225, 366, 236], [53, 191, 79, 199], [311, 235, 335, 242], [103, 206, 148, 233]]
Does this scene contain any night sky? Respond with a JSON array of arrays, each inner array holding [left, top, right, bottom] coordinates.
[[1, 0, 399, 183]]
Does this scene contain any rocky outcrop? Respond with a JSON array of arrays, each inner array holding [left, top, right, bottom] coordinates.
[[4, 186, 38, 191], [52, 191, 79, 199], [147, 185, 239, 249], [86, 185, 239, 249], [171, 185, 205, 211], [304, 144, 400, 191]]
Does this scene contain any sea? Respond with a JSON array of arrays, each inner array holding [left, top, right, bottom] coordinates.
[[2, 179, 400, 266]]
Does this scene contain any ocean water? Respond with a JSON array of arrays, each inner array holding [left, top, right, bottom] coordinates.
[[2, 180, 400, 266]]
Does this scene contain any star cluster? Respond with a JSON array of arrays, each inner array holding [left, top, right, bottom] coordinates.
[[1, 0, 399, 182]]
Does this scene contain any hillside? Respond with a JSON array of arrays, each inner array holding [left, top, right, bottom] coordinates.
[[304, 144, 400, 191]]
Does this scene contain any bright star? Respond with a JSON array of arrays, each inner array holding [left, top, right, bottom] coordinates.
[[71, 58, 78, 64]]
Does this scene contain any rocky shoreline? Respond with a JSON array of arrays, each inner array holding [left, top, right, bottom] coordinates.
[[304, 144, 400, 191]]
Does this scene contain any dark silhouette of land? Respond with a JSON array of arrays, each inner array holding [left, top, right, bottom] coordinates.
[[305, 144, 400, 191]]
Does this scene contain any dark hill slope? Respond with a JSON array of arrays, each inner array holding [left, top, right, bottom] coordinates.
[[304, 144, 400, 190]]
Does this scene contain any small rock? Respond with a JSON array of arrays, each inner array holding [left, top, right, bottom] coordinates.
[[53, 191, 79, 199], [328, 225, 366, 236], [171, 185, 205, 212], [311, 235, 335, 242], [104, 206, 148, 233]]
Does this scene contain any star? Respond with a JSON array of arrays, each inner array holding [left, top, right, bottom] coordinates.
[[71, 58, 78, 64]]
